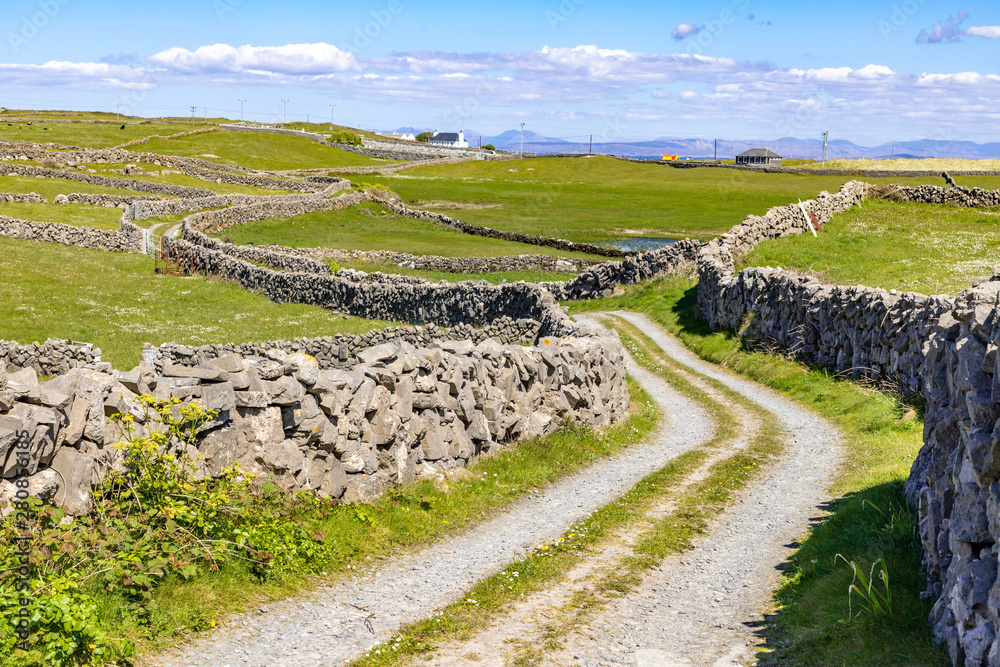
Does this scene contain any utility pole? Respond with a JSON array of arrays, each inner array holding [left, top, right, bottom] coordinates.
[[589, 134, 593, 155], [190, 106, 197, 130], [714, 139, 718, 161], [731, 140, 734, 160], [821, 131, 829, 164], [204, 106, 207, 124], [282, 100, 289, 125], [307, 114, 310, 127], [329, 104, 335, 130], [116, 104, 120, 121], [891, 144, 895, 159], [520, 122, 525, 156], [239, 99, 246, 122]]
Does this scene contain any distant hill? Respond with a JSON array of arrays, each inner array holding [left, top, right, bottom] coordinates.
[[378, 127, 1000, 159]]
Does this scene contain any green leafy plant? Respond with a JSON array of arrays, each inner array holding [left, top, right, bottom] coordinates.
[[836, 554, 893, 619]]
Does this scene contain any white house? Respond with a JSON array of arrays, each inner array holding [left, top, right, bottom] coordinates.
[[428, 131, 469, 148]]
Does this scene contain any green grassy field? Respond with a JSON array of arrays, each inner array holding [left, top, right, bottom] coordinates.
[[0, 236, 398, 369], [141, 130, 398, 171], [0, 202, 123, 229], [0, 120, 191, 148], [216, 201, 604, 260], [349, 157, 1000, 243], [742, 199, 1000, 294]]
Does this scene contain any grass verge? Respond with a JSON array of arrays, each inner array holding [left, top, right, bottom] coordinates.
[[569, 276, 949, 665]]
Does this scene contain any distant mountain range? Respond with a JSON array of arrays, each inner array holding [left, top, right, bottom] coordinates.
[[386, 127, 1000, 160]]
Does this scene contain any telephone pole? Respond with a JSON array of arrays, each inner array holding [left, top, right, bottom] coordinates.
[[589, 134, 593, 155], [821, 131, 829, 164], [281, 100, 289, 124], [714, 139, 718, 161], [190, 106, 197, 130], [520, 122, 526, 156], [238, 99, 246, 122], [329, 104, 335, 130]]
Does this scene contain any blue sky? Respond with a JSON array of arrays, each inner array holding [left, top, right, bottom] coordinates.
[[1, 0, 998, 144]]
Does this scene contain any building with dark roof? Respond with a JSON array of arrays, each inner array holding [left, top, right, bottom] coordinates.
[[735, 148, 782, 167], [428, 131, 469, 148]]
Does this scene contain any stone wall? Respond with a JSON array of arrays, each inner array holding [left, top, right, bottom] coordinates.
[[904, 285, 1000, 666], [0, 162, 215, 197], [0, 325, 629, 514], [0, 213, 144, 254], [62, 193, 160, 207], [147, 317, 542, 370], [0, 339, 103, 376], [0, 192, 44, 203], [695, 180, 954, 396]]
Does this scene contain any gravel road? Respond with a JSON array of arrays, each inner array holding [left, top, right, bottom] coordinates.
[[545, 312, 843, 666], [154, 331, 715, 667]]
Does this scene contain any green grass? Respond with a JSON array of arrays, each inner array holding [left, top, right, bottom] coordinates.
[[350, 157, 1000, 243], [741, 198, 1000, 294], [0, 121, 191, 148], [0, 236, 399, 369], [0, 202, 123, 229], [216, 201, 603, 260], [569, 277, 948, 666], [140, 130, 397, 171]]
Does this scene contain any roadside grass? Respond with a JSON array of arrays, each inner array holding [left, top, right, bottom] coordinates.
[[340, 157, 1000, 243], [569, 277, 949, 665], [140, 130, 397, 171], [0, 121, 188, 148], [347, 312, 784, 667], [0, 236, 399, 369], [741, 198, 1000, 294], [81, 378, 658, 663], [214, 201, 603, 260], [0, 201, 123, 229]]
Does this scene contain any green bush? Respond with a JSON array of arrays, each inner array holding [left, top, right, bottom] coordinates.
[[482, 144, 496, 151], [0, 396, 340, 665], [328, 131, 362, 146], [415, 132, 432, 143]]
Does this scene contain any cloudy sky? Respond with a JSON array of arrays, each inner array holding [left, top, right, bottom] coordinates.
[[1, 0, 998, 144]]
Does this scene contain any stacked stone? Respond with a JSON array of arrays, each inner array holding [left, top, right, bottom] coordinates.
[[0, 331, 629, 516], [149, 317, 542, 370], [0, 339, 101, 375], [0, 192, 44, 203], [904, 285, 1000, 666], [876, 183, 1000, 208], [0, 214, 143, 254], [542, 239, 704, 300], [62, 193, 160, 207], [0, 162, 215, 197]]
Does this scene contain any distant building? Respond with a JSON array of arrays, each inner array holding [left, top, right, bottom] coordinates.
[[735, 148, 782, 167], [428, 131, 469, 148], [378, 132, 416, 141]]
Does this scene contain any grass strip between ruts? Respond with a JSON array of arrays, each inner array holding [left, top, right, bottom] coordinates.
[[568, 276, 949, 666], [348, 314, 786, 666]]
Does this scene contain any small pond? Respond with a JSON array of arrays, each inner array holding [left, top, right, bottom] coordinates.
[[599, 237, 680, 252]]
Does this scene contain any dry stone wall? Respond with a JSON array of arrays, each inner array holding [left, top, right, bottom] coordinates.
[[0, 213, 143, 254], [0, 323, 628, 515], [0, 192, 44, 203], [0, 162, 215, 197], [0, 339, 103, 376]]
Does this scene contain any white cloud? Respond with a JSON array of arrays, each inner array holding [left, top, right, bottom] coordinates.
[[149, 43, 360, 74], [671, 23, 701, 40], [967, 25, 1000, 39]]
